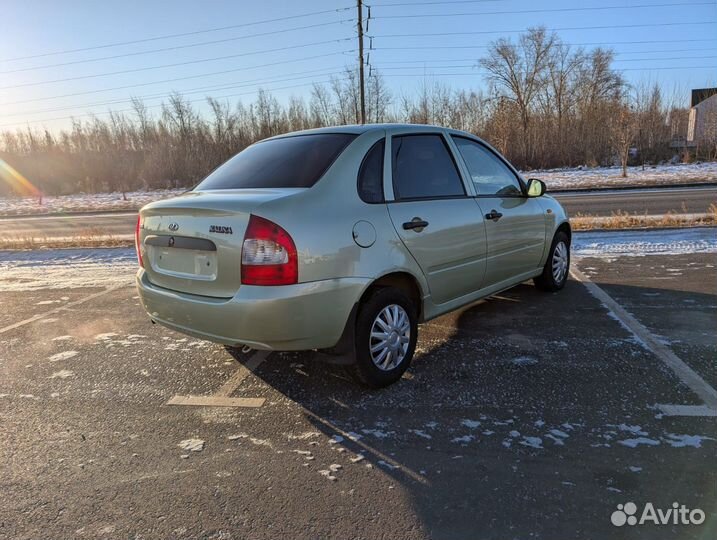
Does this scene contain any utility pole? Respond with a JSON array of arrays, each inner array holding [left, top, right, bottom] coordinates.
[[357, 0, 366, 124]]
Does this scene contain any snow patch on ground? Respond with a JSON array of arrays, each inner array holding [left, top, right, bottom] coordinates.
[[663, 433, 715, 448], [0, 247, 136, 291], [361, 428, 394, 439], [618, 437, 661, 448], [520, 436, 543, 449], [511, 356, 538, 366], [49, 369, 74, 379], [528, 162, 717, 190], [48, 350, 78, 362], [178, 438, 205, 452], [0, 188, 184, 217], [572, 228, 717, 258]]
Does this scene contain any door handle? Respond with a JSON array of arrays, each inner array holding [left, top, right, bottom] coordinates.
[[403, 218, 429, 231], [485, 210, 503, 221]]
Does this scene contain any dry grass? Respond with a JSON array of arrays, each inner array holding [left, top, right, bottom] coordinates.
[[0, 234, 133, 250], [571, 205, 717, 231]]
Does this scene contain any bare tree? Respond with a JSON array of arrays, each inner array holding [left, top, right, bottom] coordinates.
[[480, 27, 556, 166], [0, 46, 700, 198], [610, 102, 638, 177]]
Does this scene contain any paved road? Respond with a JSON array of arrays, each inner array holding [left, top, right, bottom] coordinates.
[[0, 186, 715, 239], [0, 211, 137, 240], [1, 244, 715, 539], [554, 185, 717, 216]]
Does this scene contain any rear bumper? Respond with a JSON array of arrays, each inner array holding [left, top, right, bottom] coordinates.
[[135, 269, 368, 350]]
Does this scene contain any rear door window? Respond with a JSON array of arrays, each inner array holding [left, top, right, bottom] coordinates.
[[195, 133, 357, 190], [391, 134, 466, 200], [357, 139, 385, 203]]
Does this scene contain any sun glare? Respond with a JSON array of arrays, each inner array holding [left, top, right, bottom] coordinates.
[[0, 159, 40, 196]]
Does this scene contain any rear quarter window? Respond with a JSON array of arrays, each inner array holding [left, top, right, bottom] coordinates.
[[195, 133, 357, 190], [357, 139, 385, 203]]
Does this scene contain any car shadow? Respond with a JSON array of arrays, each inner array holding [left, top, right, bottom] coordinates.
[[225, 277, 716, 539]]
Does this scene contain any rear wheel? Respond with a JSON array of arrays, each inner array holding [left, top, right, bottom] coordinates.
[[351, 287, 418, 388], [534, 231, 570, 291]]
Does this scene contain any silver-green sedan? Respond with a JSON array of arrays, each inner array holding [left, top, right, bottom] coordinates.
[[136, 124, 570, 387]]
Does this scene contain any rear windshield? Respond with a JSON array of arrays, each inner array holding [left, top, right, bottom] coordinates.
[[195, 133, 357, 190]]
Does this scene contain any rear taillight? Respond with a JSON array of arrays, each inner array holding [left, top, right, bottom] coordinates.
[[135, 214, 144, 268], [241, 215, 297, 286]]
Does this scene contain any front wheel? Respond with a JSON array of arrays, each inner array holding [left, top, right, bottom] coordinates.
[[350, 287, 418, 388], [534, 231, 570, 291]]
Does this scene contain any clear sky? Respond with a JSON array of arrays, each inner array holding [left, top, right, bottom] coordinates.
[[1, 0, 716, 132]]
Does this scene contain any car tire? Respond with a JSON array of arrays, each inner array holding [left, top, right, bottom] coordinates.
[[350, 287, 418, 388], [534, 231, 570, 292]]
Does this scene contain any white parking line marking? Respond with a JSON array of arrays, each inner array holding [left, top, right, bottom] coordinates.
[[657, 404, 717, 417], [167, 350, 269, 408], [305, 410, 429, 485], [0, 284, 126, 334], [571, 265, 717, 416], [167, 395, 265, 408], [216, 350, 269, 396]]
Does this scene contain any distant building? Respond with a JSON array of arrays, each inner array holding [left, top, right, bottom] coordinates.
[[685, 88, 717, 146]]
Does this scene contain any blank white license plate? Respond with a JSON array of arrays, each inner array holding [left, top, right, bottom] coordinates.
[[150, 247, 217, 281]]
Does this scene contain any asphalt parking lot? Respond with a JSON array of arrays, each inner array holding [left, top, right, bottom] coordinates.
[[1, 247, 715, 539]]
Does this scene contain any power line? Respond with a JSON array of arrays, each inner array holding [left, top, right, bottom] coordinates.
[[1, 68, 347, 119], [0, 77, 353, 129], [374, 55, 717, 66], [374, 2, 715, 19], [0, 51, 356, 107], [377, 39, 717, 50], [0, 38, 355, 90], [0, 6, 354, 62], [7, 51, 713, 117], [375, 47, 717, 56], [3, 63, 715, 129], [6, 46, 709, 115], [376, 55, 717, 74], [369, 0, 508, 6], [372, 21, 717, 38], [372, 66, 717, 78], [0, 20, 355, 75], [615, 55, 717, 62]]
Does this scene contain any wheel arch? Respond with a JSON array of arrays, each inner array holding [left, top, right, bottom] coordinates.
[[362, 271, 425, 321], [325, 270, 425, 356], [555, 220, 572, 245]]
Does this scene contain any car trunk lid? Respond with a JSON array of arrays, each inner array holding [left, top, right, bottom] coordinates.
[[139, 189, 301, 298]]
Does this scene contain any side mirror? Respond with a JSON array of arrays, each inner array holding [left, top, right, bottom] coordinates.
[[526, 178, 546, 197]]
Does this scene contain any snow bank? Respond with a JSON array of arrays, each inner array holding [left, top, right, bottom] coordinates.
[[0, 188, 185, 217], [0, 247, 136, 291], [572, 227, 717, 258], [526, 162, 717, 190]]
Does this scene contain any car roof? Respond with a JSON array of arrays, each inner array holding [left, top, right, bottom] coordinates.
[[265, 123, 473, 140]]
